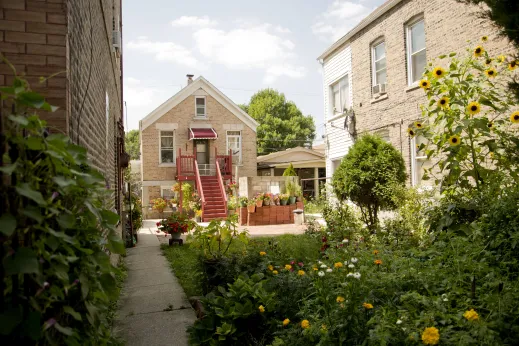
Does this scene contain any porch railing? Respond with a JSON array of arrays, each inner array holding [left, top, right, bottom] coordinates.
[[194, 159, 206, 218], [176, 148, 195, 178], [215, 148, 233, 177], [215, 159, 228, 212]]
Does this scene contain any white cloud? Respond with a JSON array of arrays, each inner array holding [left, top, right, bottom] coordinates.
[[126, 37, 208, 70], [193, 25, 304, 83], [312, 1, 374, 42], [274, 25, 292, 34], [171, 15, 218, 28]]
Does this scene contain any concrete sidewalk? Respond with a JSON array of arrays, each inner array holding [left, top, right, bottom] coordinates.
[[115, 221, 196, 346]]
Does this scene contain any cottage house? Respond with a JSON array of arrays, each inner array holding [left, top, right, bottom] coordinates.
[[139, 75, 258, 221], [318, 0, 513, 186]]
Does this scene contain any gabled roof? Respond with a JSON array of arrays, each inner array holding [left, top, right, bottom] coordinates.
[[140, 76, 259, 132], [257, 146, 325, 163]]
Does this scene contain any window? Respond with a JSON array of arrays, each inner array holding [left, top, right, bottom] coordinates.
[[105, 92, 110, 151], [195, 96, 206, 117], [375, 129, 390, 143], [372, 40, 387, 87], [161, 186, 174, 200], [160, 131, 175, 164], [410, 134, 432, 186], [226, 131, 242, 164], [331, 158, 342, 175], [330, 76, 349, 115], [406, 18, 426, 84]]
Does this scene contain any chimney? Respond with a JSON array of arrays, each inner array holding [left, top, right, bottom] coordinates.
[[187, 74, 194, 85]]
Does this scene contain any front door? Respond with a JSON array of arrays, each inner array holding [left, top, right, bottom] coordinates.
[[194, 139, 209, 164]]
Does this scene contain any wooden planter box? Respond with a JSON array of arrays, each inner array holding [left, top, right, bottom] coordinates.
[[238, 202, 304, 226]]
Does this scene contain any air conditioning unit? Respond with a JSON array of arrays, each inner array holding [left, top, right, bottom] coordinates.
[[372, 83, 387, 95], [112, 30, 121, 51]]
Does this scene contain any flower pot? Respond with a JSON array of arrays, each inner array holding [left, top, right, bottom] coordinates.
[[255, 199, 263, 208], [240, 201, 247, 208], [195, 216, 201, 222], [170, 232, 182, 239], [296, 196, 302, 202], [289, 196, 297, 205], [247, 205, 256, 213], [280, 199, 288, 206], [263, 200, 271, 206]]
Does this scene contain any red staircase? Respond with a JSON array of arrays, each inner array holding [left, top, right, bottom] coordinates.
[[200, 176, 227, 221]]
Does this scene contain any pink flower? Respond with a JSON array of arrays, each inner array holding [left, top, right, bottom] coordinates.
[[298, 262, 304, 267], [290, 260, 295, 265]]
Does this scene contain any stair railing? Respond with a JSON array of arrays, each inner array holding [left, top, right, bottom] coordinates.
[[215, 159, 228, 213], [194, 159, 206, 220]]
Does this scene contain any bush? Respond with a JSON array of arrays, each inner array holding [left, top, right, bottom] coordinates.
[[332, 134, 406, 231], [282, 163, 297, 176]]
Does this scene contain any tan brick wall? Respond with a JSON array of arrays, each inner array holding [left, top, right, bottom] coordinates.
[[141, 94, 257, 182], [332, 0, 514, 180]]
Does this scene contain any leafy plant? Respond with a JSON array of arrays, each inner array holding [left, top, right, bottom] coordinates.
[[282, 163, 297, 177], [156, 212, 195, 234], [151, 197, 167, 213]]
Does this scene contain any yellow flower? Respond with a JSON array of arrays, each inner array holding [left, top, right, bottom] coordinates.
[[497, 55, 506, 63], [407, 128, 416, 138], [481, 36, 488, 42], [267, 265, 273, 271], [467, 101, 481, 115], [259, 251, 266, 256], [432, 67, 446, 78], [337, 296, 345, 303], [373, 250, 379, 255], [463, 309, 479, 321], [510, 111, 519, 123], [301, 320, 310, 329], [489, 152, 494, 159], [509, 60, 518, 71], [487, 122, 493, 130], [474, 45, 484, 58], [321, 324, 327, 331], [485, 68, 497, 78], [313, 266, 318, 271], [374, 259, 383, 265], [259, 305, 265, 313], [285, 264, 292, 270], [448, 134, 461, 147], [485, 58, 493, 65], [421, 327, 440, 345], [334, 262, 343, 268], [363, 302, 373, 309], [438, 96, 450, 109], [272, 270, 278, 275], [283, 318, 290, 326], [419, 79, 431, 89], [298, 270, 305, 276], [414, 121, 423, 129]]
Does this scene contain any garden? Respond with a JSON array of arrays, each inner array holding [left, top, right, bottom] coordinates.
[[158, 42, 519, 345]]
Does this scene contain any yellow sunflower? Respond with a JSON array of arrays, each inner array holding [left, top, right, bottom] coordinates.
[[474, 46, 485, 58], [448, 134, 461, 146], [497, 55, 506, 63], [414, 121, 423, 129], [419, 79, 431, 89], [467, 101, 481, 116], [510, 111, 519, 123], [437, 96, 450, 109], [407, 128, 416, 137], [481, 36, 488, 42], [509, 61, 518, 71], [485, 58, 493, 65], [485, 68, 497, 78], [432, 67, 446, 78]]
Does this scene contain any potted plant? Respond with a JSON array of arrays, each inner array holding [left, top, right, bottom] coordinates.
[[285, 180, 297, 205], [247, 199, 256, 213], [255, 193, 264, 208], [294, 183, 303, 202], [239, 196, 248, 208], [170, 197, 178, 208], [152, 198, 167, 213], [157, 211, 195, 240], [226, 181, 238, 196], [195, 209, 203, 222], [263, 193, 272, 206], [228, 196, 237, 215], [273, 194, 280, 206], [279, 193, 289, 206]]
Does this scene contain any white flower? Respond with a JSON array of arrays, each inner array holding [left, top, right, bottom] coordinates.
[[396, 319, 402, 325], [318, 271, 325, 277], [344, 260, 348, 265], [353, 272, 361, 279], [348, 264, 355, 268], [320, 264, 327, 269], [327, 232, 332, 236], [341, 282, 348, 287], [318, 260, 322, 264], [441, 294, 448, 302], [351, 257, 358, 263], [326, 268, 333, 273], [346, 272, 354, 278], [342, 239, 349, 243]]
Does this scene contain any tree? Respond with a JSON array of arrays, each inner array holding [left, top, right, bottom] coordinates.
[[125, 129, 140, 160], [243, 89, 315, 154], [282, 163, 297, 176], [332, 134, 406, 231]]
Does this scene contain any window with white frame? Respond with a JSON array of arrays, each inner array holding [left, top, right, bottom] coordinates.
[[226, 131, 242, 164], [160, 131, 175, 164], [195, 96, 206, 117], [161, 186, 174, 200], [331, 158, 342, 175], [372, 40, 387, 88], [410, 134, 432, 186], [330, 76, 349, 115], [406, 18, 426, 84]]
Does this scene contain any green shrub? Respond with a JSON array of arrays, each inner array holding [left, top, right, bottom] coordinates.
[[282, 163, 297, 176], [332, 134, 406, 231]]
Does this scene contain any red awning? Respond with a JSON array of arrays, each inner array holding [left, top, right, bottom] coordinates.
[[189, 128, 218, 140]]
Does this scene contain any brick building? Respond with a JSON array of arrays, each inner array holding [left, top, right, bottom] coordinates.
[[0, 1, 126, 225], [319, 0, 513, 186], [140, 75, 258, 221]]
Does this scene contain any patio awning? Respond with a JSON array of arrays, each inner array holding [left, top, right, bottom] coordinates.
[[189, 128, 218, 140]]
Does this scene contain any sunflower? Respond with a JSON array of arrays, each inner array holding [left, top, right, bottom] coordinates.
[[510, 111, 519, 123], [437, 96, 450, 109], [474, 46, 485, 58], [448, 134, 461, 146], [485, 58, 493, 65], [481, 36, 488, 42], [419, 79, 431, 89], [509, 61, 518, 71], [407, 128, 416, 137], [467, 101, 481, 115], [414, 121, 423, 129], [485, 68, 497, 78], [432, 67, 446, 78], [487, 122, 493, 129], [497, 55, 506, 63]]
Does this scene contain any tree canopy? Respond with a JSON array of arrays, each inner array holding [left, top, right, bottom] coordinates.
[[243, 89, 315, 155], [125, 129, 140, 160]]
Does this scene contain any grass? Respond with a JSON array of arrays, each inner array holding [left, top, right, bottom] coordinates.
[[304, 199, 326, 214], [161, 244, 204, 297], [107, 260, 128, 331]]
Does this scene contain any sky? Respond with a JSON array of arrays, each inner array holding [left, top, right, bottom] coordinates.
[[122, 0, 386, 142]]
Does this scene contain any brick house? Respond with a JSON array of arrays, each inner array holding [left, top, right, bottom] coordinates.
[[0, 1, 126, 229], [140, 75, 258, 221], [318, 0, 513, 186]]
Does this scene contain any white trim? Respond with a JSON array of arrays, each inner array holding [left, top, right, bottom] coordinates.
[[226, 130, 242, 164], [160, 185, 175, 198], [406, 17, 426, 86], [189, 123, 212, 128], [195, 96, 207, 118], [371, 40, 386, 88], [257, 146, 325, 162], [155, 123, 178, 131], [410, 135, 428, 186], [189, 128, 218, 140], [159, 130, 176, 164], [329, 75, 349, 117], [140, 76, 259, 132]]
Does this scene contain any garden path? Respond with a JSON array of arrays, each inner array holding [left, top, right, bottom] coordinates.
[[115, 221, 196, 345]]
